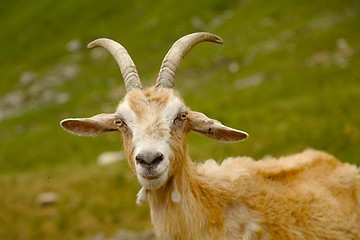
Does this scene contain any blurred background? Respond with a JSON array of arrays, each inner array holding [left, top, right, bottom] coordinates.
[[0, 0, 359, 239]]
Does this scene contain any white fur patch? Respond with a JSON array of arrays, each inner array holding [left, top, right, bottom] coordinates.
[[115, 100, 137, 128], [118, 91, 187, 191], [171, 182, 181, 203], [136, 187, 148, 205], [161, 94, 186, 122], [137, 182, 181, 205]]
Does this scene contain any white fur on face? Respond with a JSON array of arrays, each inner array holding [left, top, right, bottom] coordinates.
[[117, 91, 186, 190]]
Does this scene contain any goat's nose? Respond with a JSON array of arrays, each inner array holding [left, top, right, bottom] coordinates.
[[135, 151, 164, 168]]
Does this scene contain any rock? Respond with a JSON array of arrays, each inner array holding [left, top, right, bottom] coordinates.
[[305, 38, 354, 68], [305, 51, 332, 67], [2, 90, 25, 108], [191, 17, 205, 30], [55, 92, 70, 104], [234, 73, 265, 89], [228, 62, 239, 73], [97, 151, 124, 166], [208, 10, 233, 30], [90, 48, 108, 61], [334, 38, 354, 68], [35, 191, 59, 207], [60, 64, 80, 80], [66, 39, 82, 53], [19, 71, 37, 86]]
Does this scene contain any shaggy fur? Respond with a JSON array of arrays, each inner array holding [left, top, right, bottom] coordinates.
[[60, 33, 360, 240], [148, 149, 360, 240], [61, 86, 360, 240], [61, 87, 360, 240]]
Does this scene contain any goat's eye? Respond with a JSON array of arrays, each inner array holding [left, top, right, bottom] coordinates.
[[114, 118, 126, 128], [173, 111, 188, 124], [180, 111, 188, 120]]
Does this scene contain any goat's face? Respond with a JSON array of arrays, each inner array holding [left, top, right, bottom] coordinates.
[[116, 87, 188, 189], [60, 33, 248, 190]]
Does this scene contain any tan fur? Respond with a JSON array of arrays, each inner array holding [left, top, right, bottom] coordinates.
[[61, 65, 360, 239], [115, 89, 360, 239], [62, 86, 360, 239], [146, 149, 360, 240], [126, 87, 171, 117]]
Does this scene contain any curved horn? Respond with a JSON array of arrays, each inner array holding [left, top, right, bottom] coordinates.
[[156, 32, 223, 89], [88, 38, 142, 92]]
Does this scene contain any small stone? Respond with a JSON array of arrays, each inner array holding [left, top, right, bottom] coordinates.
[[66, 39, 82, 53], [35, 192, 59, 207], [228, 62, 239, 73], [97, 151, 124, 166], [3, 90, 25, 108], [234, 73, 265, 89], [19, 71, 37, 86]]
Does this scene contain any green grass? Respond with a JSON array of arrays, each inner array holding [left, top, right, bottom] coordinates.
[[0, 0, 359, 239]]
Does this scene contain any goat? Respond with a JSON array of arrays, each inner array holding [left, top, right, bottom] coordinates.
[[60, 32, 360, 239]]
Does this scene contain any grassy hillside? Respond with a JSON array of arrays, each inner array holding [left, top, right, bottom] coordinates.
[[0, 0, 359, 239]]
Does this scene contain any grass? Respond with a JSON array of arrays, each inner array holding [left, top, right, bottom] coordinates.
[[0, 0, 359, 239], [0, 162, 151, 240]]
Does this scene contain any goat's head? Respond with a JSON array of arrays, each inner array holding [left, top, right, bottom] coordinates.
[[60, 32, 248, 190]]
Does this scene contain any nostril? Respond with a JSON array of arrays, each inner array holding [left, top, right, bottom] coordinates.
[[135, 154, 146, 165], [151, 153, 164, 166], [135, 151, 164, 168]]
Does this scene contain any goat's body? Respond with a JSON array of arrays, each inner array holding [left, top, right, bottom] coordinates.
[[60, 33, 360, 240], [148, 149, 360, 240]]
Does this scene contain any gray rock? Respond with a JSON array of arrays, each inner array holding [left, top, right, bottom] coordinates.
[[97, 151, 124, 166], [35, 192, 59, 207], [66, 39, 82, 53]]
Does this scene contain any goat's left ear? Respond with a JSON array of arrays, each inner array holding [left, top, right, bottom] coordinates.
[[188, 111, 248, 142], [60, 113, 118, 136]]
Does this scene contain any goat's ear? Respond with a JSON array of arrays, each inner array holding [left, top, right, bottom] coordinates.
[[60, 113, 118, 136], [188, 111, 248, 142]]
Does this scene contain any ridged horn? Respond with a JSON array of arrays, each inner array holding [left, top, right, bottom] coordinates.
[[155, 32, 223, 89], [88, 38, 142, 92]]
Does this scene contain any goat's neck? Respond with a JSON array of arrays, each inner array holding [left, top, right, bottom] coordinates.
[[147, 156, 226, 238]]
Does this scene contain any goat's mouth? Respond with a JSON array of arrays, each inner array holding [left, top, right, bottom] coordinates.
[[137, 166, 169, 190], [140, 171, 163, 180]]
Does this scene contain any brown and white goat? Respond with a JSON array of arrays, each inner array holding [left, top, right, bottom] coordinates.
[[61, 32, 360, 239]]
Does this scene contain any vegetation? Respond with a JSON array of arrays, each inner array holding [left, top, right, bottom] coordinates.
[[0, 0, 359, 239]]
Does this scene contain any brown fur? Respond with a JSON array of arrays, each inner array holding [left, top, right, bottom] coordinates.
[[117, 89, 360, 239], [61, 84, 360, 239], [59, 34, 360, 239], [62, 88, 360, 240], [146, 149, 360, 240]]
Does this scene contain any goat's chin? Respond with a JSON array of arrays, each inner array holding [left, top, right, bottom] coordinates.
[[137, 171, 168, 190], [135, 159, 170, 190]]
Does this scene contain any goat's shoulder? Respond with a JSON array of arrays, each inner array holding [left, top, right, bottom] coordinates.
[[253, 149, 343, 179], [195, 149, 359, 189], [196, 149, 340, 179]]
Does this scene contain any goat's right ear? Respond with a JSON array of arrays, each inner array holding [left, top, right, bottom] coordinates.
[[60, 113, 118, 136]]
